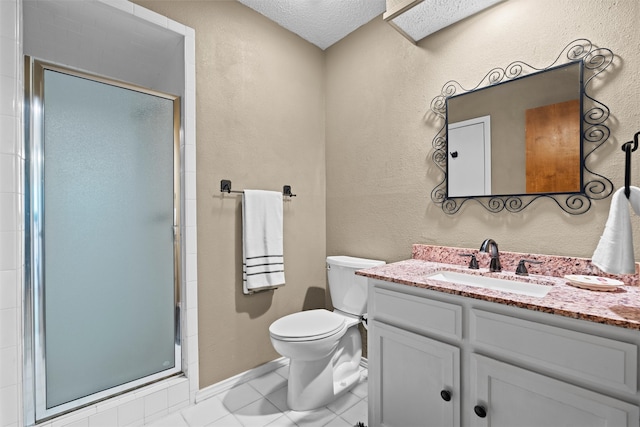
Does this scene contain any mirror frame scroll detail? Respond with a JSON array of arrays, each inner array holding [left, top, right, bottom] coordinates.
[[430, 39, 614, 215]]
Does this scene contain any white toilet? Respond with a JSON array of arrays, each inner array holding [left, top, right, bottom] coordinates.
[[269, 255, 385, 411]]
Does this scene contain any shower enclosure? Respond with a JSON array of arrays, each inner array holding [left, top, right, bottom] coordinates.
[[24, 57, 182, 422]]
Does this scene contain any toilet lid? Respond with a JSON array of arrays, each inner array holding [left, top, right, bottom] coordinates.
[[269, 309, 346, 341]]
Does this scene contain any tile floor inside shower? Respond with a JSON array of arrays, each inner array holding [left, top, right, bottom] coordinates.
[[148, 365, 368, 427]]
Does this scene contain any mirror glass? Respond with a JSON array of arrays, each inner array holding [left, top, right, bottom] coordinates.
[[446, 62, 582, 198]]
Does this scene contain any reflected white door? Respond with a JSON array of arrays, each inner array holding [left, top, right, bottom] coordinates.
[[447, 116, 491, 197]]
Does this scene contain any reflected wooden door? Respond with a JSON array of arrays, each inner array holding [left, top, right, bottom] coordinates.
[[525, 99, 581, 193]]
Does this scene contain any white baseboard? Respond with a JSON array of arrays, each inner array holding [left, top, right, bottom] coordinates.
[[195, 357, 369, 404], [195, 357, 288, 403]]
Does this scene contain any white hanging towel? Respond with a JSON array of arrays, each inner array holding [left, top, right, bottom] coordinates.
[[592, 186, 640, 274], [242, 189, 285, 294]]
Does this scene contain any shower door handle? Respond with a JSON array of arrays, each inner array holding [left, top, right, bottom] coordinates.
[[172, 207, 179, 240]]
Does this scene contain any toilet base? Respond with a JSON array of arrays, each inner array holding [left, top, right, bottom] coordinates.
[[286, 327, 362, 411]]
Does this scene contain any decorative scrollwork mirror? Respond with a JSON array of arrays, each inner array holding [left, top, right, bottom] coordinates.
[[430, 39, 613, 214]]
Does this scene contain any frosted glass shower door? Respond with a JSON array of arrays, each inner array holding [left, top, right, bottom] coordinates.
[[27, 59, 181, 420]]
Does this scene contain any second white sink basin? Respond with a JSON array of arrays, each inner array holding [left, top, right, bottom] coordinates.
[[426, 270, 552, 298]]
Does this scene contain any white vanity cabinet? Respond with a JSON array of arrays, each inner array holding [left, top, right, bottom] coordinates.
[[367, 279, 640, 427], [370, 321, 460, 426]]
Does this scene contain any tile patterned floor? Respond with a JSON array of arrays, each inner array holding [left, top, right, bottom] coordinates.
[[148, 366, 368, 427]]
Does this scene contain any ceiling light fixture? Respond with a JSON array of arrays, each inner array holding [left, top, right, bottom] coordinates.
[[383, 0, 505, 43]]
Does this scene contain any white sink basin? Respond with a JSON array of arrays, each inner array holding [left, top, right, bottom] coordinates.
[[426, 270, 552, 298]]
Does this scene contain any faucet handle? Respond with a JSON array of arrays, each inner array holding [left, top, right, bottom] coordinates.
[[516, 259, 542, 276], [460, 253, 479, 270]]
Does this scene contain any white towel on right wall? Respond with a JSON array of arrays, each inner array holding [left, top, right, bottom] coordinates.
[[592, 186, 640, 274]]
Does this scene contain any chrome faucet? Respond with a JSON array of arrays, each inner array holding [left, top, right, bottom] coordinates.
[[479, 239, 501, 272]]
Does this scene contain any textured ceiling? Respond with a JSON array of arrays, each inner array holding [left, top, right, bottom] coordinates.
[[237, 0, 387, 50], [236, 0, 506, 49]]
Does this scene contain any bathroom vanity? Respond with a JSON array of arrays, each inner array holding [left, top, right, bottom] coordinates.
[[360, 245, 640, 427]]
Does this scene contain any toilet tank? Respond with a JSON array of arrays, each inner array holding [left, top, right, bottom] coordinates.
[[326, 256, 386, 316]]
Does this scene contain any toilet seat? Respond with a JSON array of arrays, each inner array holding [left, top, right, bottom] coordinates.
[[269, 309, 347, 342]]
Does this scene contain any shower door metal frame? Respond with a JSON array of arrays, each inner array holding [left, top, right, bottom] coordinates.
[[23, 57, 183, 423]]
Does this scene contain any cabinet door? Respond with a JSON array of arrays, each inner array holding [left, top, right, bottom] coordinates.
[[369, 321, 460, 427], [470, 354, 640, 427]]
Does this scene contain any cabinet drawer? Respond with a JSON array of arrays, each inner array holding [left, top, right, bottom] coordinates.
[[371, 286, 462, 341], [471, 309, 638, 394]]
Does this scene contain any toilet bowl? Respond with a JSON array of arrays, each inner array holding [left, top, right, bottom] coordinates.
[[269, 256, 385, 411], [270, 309, 362, 411]]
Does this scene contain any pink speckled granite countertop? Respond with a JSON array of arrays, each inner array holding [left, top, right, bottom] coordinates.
[[356, 245, 640, 330]]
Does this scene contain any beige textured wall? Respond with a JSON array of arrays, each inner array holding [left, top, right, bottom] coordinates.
[[134, 0, 640, 391], [326, 0, 640, 263], [133, 1, 326, 387]]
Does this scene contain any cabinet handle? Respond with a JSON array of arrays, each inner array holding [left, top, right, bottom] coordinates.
[[440, 390, 452, 401], [474, 405, 487, 418]]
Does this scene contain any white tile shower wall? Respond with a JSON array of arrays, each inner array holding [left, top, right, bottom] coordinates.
[[182, 23, 199, 405], [0, 1, 198, 426], [0, 0, 22, 425]]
